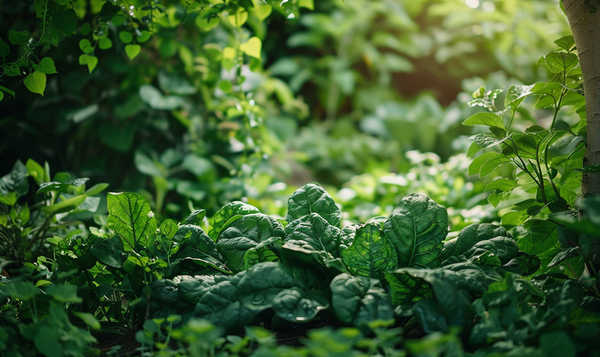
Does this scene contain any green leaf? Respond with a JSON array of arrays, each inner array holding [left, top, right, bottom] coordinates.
[[184, 209, 206, 226], [479, 153, 511, 178], [79, 54, 98, 73], [240, 37, 262, 59], [208, 201, 260, 241], [195, 15, 220, 31], [170, 225, 230, 274], [8, 29, 30, 46], [272, 287, 329, 322], [254, 4, 272, 21], [216, 214, 285, 273], [23, 71, 47, 96], [462, 112, 506, 132], [442, 224, 513, 261], [53, 9, 77, 35], [287, 183, 341, 227], [468, 152, 497, 176], [227, 8, 248, 27], [41, 194, 87, 215], [37, 178, 89, 194], [383, 194, 448, 268], [134, 151, 163, 177], [554, 35, 575, 51], [107, 192, 157, 251], [341, 223, 397, 279], [330, 273, 394, 326], [119, 31, 133, 44], [98, 38, 113, 50], [125, 44, 141, 60], [73, 312, 101, 329], [89, 236, 125, 268], [46, 284, 82, 303], [299, 0, 314, 9], [540, 331, 576, 357], [38, 57, 57, 74], [544, 51, 578, 74], [0, 39, 10, 57], [0, 281, 40, 300], [0, 160, 29, 200], [79, 39, 94, 54], [485, 178, 518, 192], [285, 213, 341, 258]]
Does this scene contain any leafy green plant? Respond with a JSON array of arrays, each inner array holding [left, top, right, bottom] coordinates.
[[0, 159, 107, 269]]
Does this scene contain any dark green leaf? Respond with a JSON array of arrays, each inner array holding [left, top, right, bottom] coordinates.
[[383, 194, 447, 268], [442, 223, 513, 261], [341, 223, 397, 279], [216, 214, 285, 273], [53, 9, 77, 35], [287, 183, 341, 227], [209, 201, 260, 241], [89, 236, 125, 268], [544, 51, 578, 74], [330, 273, 394, 326], [0, 160, 28, 201], [285, 213, 341, 257], [46, 284, 82, 303], [184, 209, 206, 226], [272, 287, 329, 322], [8, 30, 30, 46]]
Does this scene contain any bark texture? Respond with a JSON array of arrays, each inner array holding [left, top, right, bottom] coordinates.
[[562, 0, 600, 197]]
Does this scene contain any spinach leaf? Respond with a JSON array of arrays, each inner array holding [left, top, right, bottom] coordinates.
[[216, 214, 285, 273], [287, 183, 341, 227], [208, 201, 260, 241], [89, 235, 125, 268], [383, 194, 448, 268], [442, 223, 513, 261], [184, 209, 206, 226], [170, 225, 230, 274], [272, 287, 329, 323], [285, 213, 341, 258], [341, 223, 397, 279], [107, 192, 157, 251], [331, 273, 394, 327]]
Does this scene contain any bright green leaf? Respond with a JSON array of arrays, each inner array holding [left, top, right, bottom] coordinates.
[[23, 71, 46, 96], [125, 44, 141, 60], [38, 57, 57, 74], [240, 37, 262, 59]]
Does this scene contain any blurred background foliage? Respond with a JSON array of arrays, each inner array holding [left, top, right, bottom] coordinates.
[[0, 0, 571, 228]]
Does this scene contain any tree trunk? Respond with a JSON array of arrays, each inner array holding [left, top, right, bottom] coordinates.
[[562, 0, 600, 197]]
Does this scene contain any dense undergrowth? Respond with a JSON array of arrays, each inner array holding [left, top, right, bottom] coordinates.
[[1, 0, 600, 356]]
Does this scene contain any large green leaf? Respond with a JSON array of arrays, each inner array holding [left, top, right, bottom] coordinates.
[[383, 194, 448, 268], [0, 160, 29, 204], [442, 223, 513, 261], [216, 213, 285, 273], [176, 275, 218, 305], [386, 262, 501, 307], [194, 274, 256, 332], [107, 192, 157, 251], [330, 273, 394, 327], [272, 287, 329, 323], [285, 213, 341, 258], [170, 225, 229, 274], [341, 223, 397, 279], [208, 201, 260, 241], [195, 262, 326, 331], [89, 235, 125, 268], [287, 183, 341, 227]]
